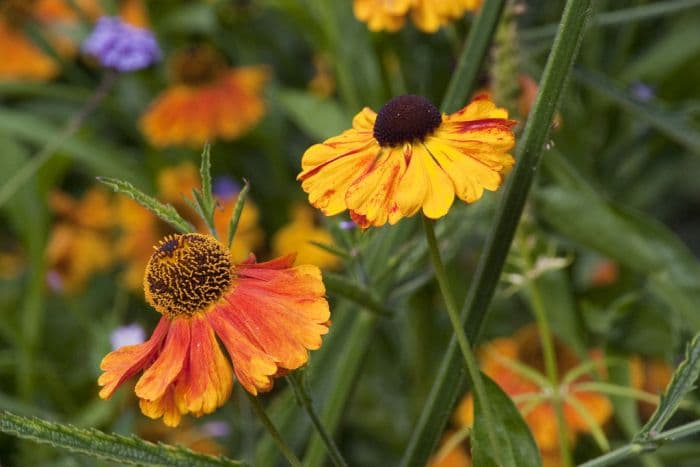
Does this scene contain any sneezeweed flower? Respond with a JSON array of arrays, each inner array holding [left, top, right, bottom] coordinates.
[[46, 188, 114, 292], [298, 94, 516, 228], [272, 204, 342, 270], [453, 326, 613, 462], [140, 45, 268, 148], [99, 233, 330, 426], [353, 0, 482, 33], [116, 164, 263, 290], [82, 16, 161, 72]]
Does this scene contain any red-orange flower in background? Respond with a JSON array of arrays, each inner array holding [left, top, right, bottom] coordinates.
[[453, 326, 613, 463], [140, 46, 268, 148], [298, 94, 516, 228], [353, 0, 482, 33], [99, 233, 330, 426]]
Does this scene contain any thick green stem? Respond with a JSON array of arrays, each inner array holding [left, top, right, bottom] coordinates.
[[246, 393, 303, 467], [287, 373, 347, 467], [422, 217, 507, 466], [401, 1, 592, 464]]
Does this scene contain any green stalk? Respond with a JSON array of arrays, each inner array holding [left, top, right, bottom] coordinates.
[[579, 420, 700, 467], [401, 0, 592, 464], [440, 0, 507, 113], [0, 71, 117, 209], [287, 373, 347, 467], [526, 272, 573, 467], [422, 217, 508, 466], [246, 393, 303, 467]]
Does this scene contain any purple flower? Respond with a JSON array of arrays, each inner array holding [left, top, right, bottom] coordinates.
[[631, 82, 655, 102], [110, 323, 146, 350], [82, 17, 161, 72], [213, 176, 241, 200], [201, 421, 231, 438], [339, 220, 356, 230]]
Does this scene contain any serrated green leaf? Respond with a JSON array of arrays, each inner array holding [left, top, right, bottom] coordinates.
[[0, 411, 244, 466], [199, 144, 215, 215], [636, 332, 700, 441], [227, 181, 250, 249], [98, 177, 195, 234], [471, 374, 541, 467]]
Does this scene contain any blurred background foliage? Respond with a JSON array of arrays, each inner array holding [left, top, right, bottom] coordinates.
[[1, 0, 700, 466]]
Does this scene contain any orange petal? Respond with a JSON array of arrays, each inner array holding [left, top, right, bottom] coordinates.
[[565, 391, 613, 433], [139, 386, 183, 427], [135, 318, 190, 401], [98, 316, 170, 399], [174, 315, 233, 416]]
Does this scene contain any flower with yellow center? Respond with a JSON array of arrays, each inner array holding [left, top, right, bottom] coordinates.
[[298, 94, 516, 228], [140, 46, 268, 148], [99, 233, 330, 427], [353, 0, 482, 33], [272, 204, 341, 270]]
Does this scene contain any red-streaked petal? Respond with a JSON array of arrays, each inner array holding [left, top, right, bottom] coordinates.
[[98, 316, 170, 400], [174, 315, 233, 416], [135, 318, 190, 401]]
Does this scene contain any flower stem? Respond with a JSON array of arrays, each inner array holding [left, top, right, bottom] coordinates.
[[246, 393, 303, 467], [521, 236, 573, 467], [0, 71, 117, 208], [421, 216, 504, 466], [287, 373, 347, 467]]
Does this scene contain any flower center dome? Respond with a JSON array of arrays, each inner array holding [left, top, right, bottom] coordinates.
[[373, 95, 442, 147], [144, 233, 232, 317]]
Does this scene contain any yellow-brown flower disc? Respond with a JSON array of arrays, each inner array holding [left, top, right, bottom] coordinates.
[[144, 233, 232, 317]]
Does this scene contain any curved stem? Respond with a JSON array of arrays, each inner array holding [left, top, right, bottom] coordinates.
[[0, 71, 117, 208], [246, 393, 303, 467], [287, 373, 347, 467], [422, 217, 506, 466]]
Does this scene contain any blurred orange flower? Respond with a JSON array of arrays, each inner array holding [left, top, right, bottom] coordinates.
[[453, 326, 613, 458], [140, 46, 268, 148], [99, 233, 330, 426]]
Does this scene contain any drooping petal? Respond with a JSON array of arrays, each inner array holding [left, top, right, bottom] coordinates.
[[395, 143, 455, 218], [207, 306, 278, 395], [139, 386, 182, 427], [174, 314, 233, 417], [98, 316, 170, 399], [345, 146, 406, 227], [135, 317, 190, 401]]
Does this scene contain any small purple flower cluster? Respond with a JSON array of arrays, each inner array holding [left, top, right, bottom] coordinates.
[[82, 17, 161, 72]]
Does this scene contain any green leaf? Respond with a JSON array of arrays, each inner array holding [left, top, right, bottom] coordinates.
[[199, 143, 215, 216], [227, 180, 250, 249], [277, 89, 350, 141], [636, 332, 700, 442], [0, 411, 244, 467], [323, 272, 393, 317], [471, 375, 541, 467], [98, 177, 195, 234], [0, 108, 145, 185], [539, 152, 700, 330]]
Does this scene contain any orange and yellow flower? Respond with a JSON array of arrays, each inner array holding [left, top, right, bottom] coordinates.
[[0, 0, 146, 80], [116, 162, 263, 290], [453, 326, 613, 462], [272, 204, 341, 270], [46, 187, 115, 292], [140, 46, 268, 148], [353, 0, 482, 33], [298, 94, 515, 228], [99, 233, 330, 426]]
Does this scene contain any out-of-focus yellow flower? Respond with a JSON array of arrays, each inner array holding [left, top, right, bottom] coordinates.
[[453, 326, 613, 458], [140, 46, 268, 148], [630, 355, 672, 419], [272, 204, 341, 270], [116, 163, 263, 290], [298, 94, 515, 228], [46, 188, 114, 293], [353, 0, 482, 33], [308, 55, 335, 99], [427, 432, 471, 467]]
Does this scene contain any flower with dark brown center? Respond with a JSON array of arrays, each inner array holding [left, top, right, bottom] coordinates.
[[373, 95, 442, 147]]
